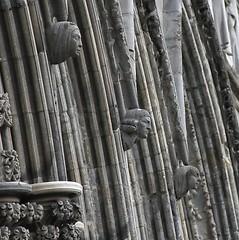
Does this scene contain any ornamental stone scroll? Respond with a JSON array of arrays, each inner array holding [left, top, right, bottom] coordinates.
[[120, 109, 151, 151]]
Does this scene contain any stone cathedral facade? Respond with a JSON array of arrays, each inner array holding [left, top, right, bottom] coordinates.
[[0, 0, 239, 239]]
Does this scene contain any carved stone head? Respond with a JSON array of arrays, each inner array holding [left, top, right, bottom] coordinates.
[[121, 109, 151, 150], [174, 166, 200, 200], [49, 21, 82, 64]]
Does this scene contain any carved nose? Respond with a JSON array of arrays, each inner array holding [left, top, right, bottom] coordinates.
[[78, 39, 83, 48]]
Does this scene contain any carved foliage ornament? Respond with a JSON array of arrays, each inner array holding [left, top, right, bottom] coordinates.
[[21, 202, 44, 224], [49, 22, 82, 64], [174, 166, 200, 200], [0, 93, 12, 128], [0, 202, 43, 225], [60, 224, 82, 240], [11, 227, 30, 240], [36, 225, 59, 240], [52, 200, 81, 223], [0, 226, 30, 240], [0, 226, 10, 240], [0, 200, 83, 239], [0, 203, 21, 224], [121, 109, 151, 150], [2, 150, 21, 182]]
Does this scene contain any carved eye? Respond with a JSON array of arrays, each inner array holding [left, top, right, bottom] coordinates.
[[72, 32, 81, 41], [74, 34, 80, 40], [142, 117, 151, 124]]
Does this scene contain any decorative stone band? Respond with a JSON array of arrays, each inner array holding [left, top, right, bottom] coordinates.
[[0, 182, 32, 202], [31, 181, 83, 198]]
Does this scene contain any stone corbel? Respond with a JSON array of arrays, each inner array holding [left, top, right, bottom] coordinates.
[[120, 109, 151, 150], [0, 149, 84, 239], [0, 181, 83, 239], [174, 165, 201, 200], [30, 181, 84, 239], [0, 182, 33, 240], [48, 21, 82, 64]]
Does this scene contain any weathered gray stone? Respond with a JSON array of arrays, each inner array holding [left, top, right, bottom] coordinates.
[[48, 22, 82, 64], [121, 108, 151, 150], [174, 166, 200, 200], [0, 0, 239, 239]]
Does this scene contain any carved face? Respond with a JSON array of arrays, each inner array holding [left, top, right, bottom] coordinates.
[[174, 166, 200, 199], [50, 22, 82, 64], [187, 170, 200, 190], [137, 116, 151, 138], [70, 29, 82, 57]]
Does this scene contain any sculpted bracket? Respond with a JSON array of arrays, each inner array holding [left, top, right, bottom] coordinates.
[[174, 166, 201, 200], [48, 21, 82, 64], [120, 109, 151, 151]]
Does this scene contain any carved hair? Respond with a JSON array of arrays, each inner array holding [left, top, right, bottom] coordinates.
[[174, 166, 200, 200], [121, 109, 150, 133], [49, 21, 80, 64]]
